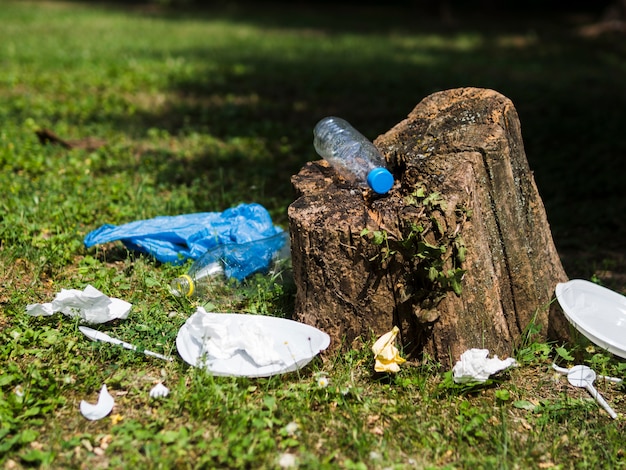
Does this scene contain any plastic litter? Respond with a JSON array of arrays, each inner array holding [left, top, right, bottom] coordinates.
[[170, 230, 290, 297], [26, 284, 131, 324], [79, 326, 173, 362], [313, 116, 394, 194], [84, 203, 282, 265], [555, 279, 626, 359], [176, 307, 330, 377], [80, 384, 114, 421], [552, 363, 621, 419], [452, 348, 518, 383], [149, 383, 170, 398], [371, 326, 406, 373]]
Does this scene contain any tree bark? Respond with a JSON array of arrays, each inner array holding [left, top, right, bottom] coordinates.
[[288, 87, 570, 364]]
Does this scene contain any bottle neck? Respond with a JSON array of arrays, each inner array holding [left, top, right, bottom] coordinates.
[[171, 274, 194, 297]]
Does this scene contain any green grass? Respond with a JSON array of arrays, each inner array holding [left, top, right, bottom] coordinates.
[[1, 1, 625, 468]]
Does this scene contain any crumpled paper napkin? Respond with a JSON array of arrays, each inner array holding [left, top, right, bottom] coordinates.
[[26, 284, 131, 324], [187, 308, 285, 367], [452, 348, 518, 383], [372, 326, 406, 373]]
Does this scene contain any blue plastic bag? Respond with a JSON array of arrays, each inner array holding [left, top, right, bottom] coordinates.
[[84, 203, 282, 265]]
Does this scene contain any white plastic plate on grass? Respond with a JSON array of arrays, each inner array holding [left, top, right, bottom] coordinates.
[[555, 279, 626, 359], [176, 311, 330, 377]]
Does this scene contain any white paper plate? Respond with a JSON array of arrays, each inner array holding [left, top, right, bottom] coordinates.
[[555, 279, 626, 359], [176, 312, 330, 377]]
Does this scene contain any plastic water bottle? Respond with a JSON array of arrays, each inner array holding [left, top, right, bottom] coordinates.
[[313, 116, 394, 194], [170, 231, 291, 298]]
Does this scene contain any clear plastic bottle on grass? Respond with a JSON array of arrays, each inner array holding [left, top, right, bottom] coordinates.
[[170, 231, 291, 298], [313, 116, 394, 194]]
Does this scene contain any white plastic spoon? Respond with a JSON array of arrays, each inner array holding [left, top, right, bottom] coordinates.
[[553, 363, 618, 419]]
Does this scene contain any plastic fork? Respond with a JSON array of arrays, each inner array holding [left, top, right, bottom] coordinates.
[[552, 363, 621, 419]]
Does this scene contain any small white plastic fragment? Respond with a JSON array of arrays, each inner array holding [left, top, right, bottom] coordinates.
[[80, 384, 114, 420], [149, 383, 169, 398], [452, 348, 518, 383]]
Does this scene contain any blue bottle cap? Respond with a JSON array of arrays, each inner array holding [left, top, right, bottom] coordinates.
[[367, 167, 394, 194]]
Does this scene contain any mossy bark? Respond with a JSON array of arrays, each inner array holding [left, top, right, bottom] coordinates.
[[288, 87, 570, 364]]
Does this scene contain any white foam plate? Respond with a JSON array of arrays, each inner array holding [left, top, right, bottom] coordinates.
[[555, 279, 626, 358], [176, 312, 330, 377]]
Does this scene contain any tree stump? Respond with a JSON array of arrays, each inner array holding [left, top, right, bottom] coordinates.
[[288, 87, 570, 364]]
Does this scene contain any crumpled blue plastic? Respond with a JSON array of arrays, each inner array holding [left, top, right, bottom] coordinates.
[[84, 203, 282, 265]]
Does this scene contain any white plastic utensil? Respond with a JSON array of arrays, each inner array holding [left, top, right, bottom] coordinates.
[[552, 363, 621, 419], [79, 326, 173, 362]]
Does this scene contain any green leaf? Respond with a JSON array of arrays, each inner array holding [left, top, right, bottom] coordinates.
[[371, 231, 385, 245], [450, 276, 463, 296], [0, 374, 17, 387], [416, 241, 444, 258], [456, 246, 466, 263], [413, 187, 426, 198], [454, 236, 466, 263], [18, 428, 39, 444], [513, 400, 537, 411], [158, 430, 183, 444], [430, 215, 445, 237], [423, 192, 447, 209], [20, 449, 54, 464], [0, 434, 20, 453], [410, 223, 424, 234], [404, 195, 418, 206], [20, 406, 42, 419], [555, 346, 574, 361], [495, 389, 510, 401], [0, 427, 11, 442], [144, 276, 160, 288], [428, 266, 440, 282]]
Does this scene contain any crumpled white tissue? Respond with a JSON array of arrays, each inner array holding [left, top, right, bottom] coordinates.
[[149, 383, 169, 398], [452, 348, 518, 383], [26, 284, 131, 324], [80, 384, 114, 420], [187, 307, 285, 367]]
